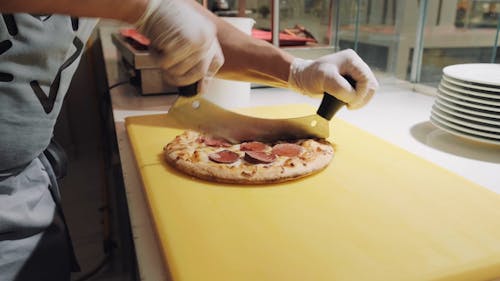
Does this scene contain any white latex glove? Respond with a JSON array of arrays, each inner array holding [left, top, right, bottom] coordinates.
[[135, 0, 224, 86], [288, 49, 379, 110]]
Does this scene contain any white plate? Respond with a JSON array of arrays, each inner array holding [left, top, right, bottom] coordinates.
[[432, 106, 500, 133], [437, 90, 500, 112], [443, 63, 500, 87], [438, 86, 500, 107], [438, 84, 500, 106], [430, 115, 500, 145], [440, 79, 500, 99], [435, 97, 500, 119], [434, 102, 500, 126], [433, 103, 500, 126], [442, 75, 500, 93], [430, 113, 500, 140]]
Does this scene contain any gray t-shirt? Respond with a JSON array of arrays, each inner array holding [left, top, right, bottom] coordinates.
[[0, 14, 97, 171]]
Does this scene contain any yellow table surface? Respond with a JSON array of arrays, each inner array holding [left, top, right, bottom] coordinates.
[[125, 104, 500, 281]]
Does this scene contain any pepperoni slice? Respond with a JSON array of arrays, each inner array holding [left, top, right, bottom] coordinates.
[[120, 28, 151, 46], [244, 151, 276, 164], [240, 141, 268, 152], [204, 136, 232, 147], [272, 143, 302, 157], [208, 150, 240, 164]]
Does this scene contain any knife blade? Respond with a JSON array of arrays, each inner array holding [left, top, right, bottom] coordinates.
[[168, 77, 355, 143]]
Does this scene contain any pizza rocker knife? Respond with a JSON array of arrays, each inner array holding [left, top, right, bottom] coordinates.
[[167, 76, 356, 143]]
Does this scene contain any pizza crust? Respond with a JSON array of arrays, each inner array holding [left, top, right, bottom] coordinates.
[[163, 131, 334, 184]]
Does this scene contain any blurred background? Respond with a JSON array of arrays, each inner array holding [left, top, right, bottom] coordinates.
[[205, 0, 500, 85]]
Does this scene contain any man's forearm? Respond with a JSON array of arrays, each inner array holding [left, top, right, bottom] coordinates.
[[0, 0, 148, 23], [187, 0, 294, 88], [215, 21, 294, 88]]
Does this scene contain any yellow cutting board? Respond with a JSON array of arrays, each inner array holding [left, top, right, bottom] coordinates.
[[125, 104, 500, 281]]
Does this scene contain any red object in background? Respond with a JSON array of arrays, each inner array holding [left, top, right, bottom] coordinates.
[[120, 28, 151, 47], [251, 29, 317, 46], [120, 27, 316, 49]]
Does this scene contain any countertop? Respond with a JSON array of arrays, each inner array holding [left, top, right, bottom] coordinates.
[[98, 25, 500, 281]]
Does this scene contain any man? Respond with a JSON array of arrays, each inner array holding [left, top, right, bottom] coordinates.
[[0, 0, 378, 280]]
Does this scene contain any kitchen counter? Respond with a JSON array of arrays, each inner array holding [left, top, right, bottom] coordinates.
[[97, 25, 500, 281]]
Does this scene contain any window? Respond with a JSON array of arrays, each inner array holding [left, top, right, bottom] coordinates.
[[207, 0, 500, 85]]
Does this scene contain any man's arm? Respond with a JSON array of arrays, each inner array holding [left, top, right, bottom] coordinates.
[[0, 0, 147, 24], [187, 1, 294, 88], [215, 18, 294, 88], [187, 1, 378, 109], [1, 0, 377, 108]]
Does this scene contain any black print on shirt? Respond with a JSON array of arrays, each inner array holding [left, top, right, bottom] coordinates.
[[0, 15, 16, 81], [0, 40, 13, 82], [30, 37, 84, 114], [0, 14, 83, 114], [2, 14, 18, 36], [71, 17, 79, 31]]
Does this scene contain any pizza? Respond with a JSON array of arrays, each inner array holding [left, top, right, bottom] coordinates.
[[163, 130, 334, 184]]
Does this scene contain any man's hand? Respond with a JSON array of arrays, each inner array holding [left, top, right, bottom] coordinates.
[[288, 49, 378, 109], [136, 0, 224, 86]]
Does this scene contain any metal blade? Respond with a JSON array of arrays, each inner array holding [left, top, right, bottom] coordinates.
[[167, 95, 329, 143]]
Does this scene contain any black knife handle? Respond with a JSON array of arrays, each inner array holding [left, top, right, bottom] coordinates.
[[178, 82, 198, 97], [316, 75, 357, 120], [317, 94, 344, 120]]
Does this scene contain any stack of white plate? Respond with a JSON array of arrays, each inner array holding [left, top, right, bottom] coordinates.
[[430, 63, 500, 145]]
